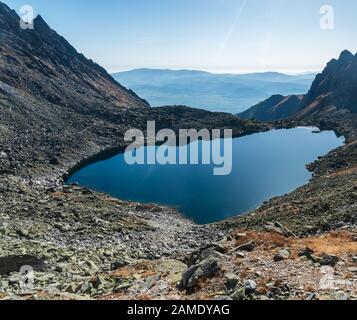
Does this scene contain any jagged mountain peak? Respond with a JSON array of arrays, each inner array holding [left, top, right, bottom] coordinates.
[[323, 50, 356, 72], [302, 49, 357, 115], [338, 49, 355, 61], [33, 14, 52, 31], [0, 1, 11, 13], [240, 49, 357, 121], [0, 1, 19, 25], [0, 1, 149, 109]]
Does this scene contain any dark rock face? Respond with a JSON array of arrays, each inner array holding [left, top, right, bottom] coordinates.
[[0, 255, 47, 275], [0, 2, 149, 110], [0, 1, 147, 177], [319, 254, 339, 267], [179, 259, 220, 290], [300, 50, 357, 117], [111, 259, 129, 271], [240, 95, 304, 121], [236, 241, 256, 252], [239, 50, 357, 121]]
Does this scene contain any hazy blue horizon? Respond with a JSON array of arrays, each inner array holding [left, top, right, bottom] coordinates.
[[112, 67, 319, 76], [112, 68, 316, 113], [4, 0, 357, 73]]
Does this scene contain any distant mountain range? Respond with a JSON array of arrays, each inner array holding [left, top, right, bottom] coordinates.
[[240, 50, 357, 121], [112, 69, 316, 114]]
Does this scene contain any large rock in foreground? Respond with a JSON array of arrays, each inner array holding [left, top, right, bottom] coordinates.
[[0, 255, 47, 275]]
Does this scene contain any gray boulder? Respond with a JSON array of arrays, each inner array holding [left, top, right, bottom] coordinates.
[[180, 259, 220, 290], [244, 280, 257, 294], [236, 241, 256, 252], [225, 273, 240, 293], [319, 254, 339, 267], [274, 249, 290, 262]]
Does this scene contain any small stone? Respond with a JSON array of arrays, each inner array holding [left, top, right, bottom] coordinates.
[[305, 293, 317, 301], [236, 241, 256, 252], [93, 275, 106, 289], [111, 259, 129, 271], [230, 287, 246, 300], [335, 221, 346, 229], [352, 256, 357, 263], [264, 222, 294, 237], [83, 260, 99, 272], [298, 247, 314, 258], [319, 254, 339, 267], [64, 283, 77, 293], [143, 274, 160, 290], [77, 282, 93, 295], [113, 281, 132, 293], [0, 151, 8, 159], [1, 280, 9, 290], [244, 280, 257, 294], [225, 274, 240, 293], [157, 259, 187, 285], [9, 274, 21, 285], [16, 228, 29, 238], [55, 263, 69, 273], [180, 259, 220, 290], [235, 252, 245, 259], [274, 249, 290, 262], [37, 274, 55, 282], [0, 225, 7, 236], [333, 291, 349, 301]]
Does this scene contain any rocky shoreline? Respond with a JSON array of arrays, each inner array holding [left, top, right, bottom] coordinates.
[[0, 100, 273, 300], [1, 113, 356, 300]]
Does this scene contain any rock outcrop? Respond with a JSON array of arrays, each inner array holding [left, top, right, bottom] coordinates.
[[239, 50, 357, 121], [239, 95, 304, 121]]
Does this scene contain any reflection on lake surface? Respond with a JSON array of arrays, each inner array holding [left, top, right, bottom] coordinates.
[[67, 128, 345, 224]]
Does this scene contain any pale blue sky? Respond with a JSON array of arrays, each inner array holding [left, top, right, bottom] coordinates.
[[5, 0, 357, 73]]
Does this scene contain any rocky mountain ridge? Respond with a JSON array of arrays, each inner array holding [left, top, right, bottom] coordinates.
[[0, 2, 150, 110], [239, 94, 304, 121], [240, 50, 357, 121]]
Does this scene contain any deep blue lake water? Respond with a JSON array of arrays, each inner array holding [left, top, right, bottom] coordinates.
[[67, 128, 345, 224]]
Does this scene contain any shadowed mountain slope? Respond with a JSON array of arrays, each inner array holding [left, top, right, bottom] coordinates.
[[0, 3, 149, 111]]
